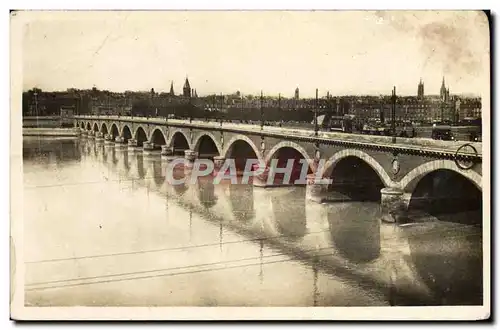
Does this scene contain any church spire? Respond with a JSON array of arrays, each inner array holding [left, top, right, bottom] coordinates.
[[169, 81, 175, 96], [440, 76, 451, 102], [183, 76, 191, 98], [418, 78, 424, 99]]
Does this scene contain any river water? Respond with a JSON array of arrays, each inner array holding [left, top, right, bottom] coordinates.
[[23, 137, 483, 307]]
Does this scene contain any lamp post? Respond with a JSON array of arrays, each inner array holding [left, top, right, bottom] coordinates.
[[33, 90, 38, 117], [278, 93, 282, 127], [391, 86, 397, 143], [220, 93, 223, 127], [260, 90, 264, 130], [314, 88, 319, 136]]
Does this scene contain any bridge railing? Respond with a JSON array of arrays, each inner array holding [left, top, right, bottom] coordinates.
[[74, 115, 483, 158]]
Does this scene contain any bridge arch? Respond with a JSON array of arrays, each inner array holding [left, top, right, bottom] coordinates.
[[401, 160, 482, 226], [167, 130, 191, 155], [264, 141, 313, 166], [121, 125, 133, 142], [92, 122, 99, 132], [320, 149, 393, 188], [193, 133, 222, 158], [80, 122, 85, 130], [399, 160, 482, 193], [134, 126, 148, 147], [110, 123, 120, 139], [86, 122, 92, 131], [222, 135, 263, 173], [264, 141, 314, 184], [222, 135, 263, 162], [100, 122, 109, 135], [150, 128, 167, 148], [166, 129, 190, 148]]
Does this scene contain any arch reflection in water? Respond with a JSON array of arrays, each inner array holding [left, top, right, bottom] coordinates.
[[123, 150, 130, 173], [196, 176, 218, 209], [269, 188, 307, 240], [111, 147, 118, 166], [79, 140, 87, 156], [111, 148, 131, 179], [86, 142, 92, 156], [404, 223, 482, 305], [229, 184, 255, 224], [327, 202, 381, 263], [151, 159, 165, 188], [169, 163, 188, 196], [101, 144, 108, 162], [136, 154, 146, 180]]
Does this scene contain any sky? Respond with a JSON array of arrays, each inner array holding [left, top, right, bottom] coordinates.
[[18, 10, 489, 97]]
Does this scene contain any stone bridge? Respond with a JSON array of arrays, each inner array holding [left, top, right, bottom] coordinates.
[[74, 115, 483, 223]]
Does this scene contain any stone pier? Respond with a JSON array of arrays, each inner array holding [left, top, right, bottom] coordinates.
[[127, 139, 138, 152], [161, 145, 176, 161], [248, 162, 271, 187], [114, 136, 127, 149], [104, 134, 115, 145], [184, 150, 197, 173], [212, 156, 225, 176], [95, 132, 104, 142], [143, 141, 156, 156], [88, 130, 95, 139], [305, 174, 330, 203], [380, 187, 407, 223]]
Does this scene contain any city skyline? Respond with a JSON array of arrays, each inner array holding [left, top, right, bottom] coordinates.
[[21, 11, 489, 97], [21, 79, 482, 99]]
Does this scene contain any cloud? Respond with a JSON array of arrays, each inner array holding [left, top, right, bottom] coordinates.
[[417, 15, 483, 77], [374, 11, 487, 80]]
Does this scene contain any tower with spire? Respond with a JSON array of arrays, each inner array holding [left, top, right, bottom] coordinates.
[[440, 76, 449, 102], [183, 77, 191, 98], [294, 87, 300, 100], [417, 78, 424, 100], [169, 81, 175, 96]]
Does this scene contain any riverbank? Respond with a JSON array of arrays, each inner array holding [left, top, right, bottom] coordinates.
[[22, 128, 79, 137]]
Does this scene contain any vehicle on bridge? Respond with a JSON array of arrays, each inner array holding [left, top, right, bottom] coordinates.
[[327, 114, 354, 133], [431, 125, 455, 141], [467, 129, 482, 142], [459, 117, 482, 142], [356, 120, 415, 138]]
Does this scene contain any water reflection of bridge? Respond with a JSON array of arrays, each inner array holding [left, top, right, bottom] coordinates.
[[79, 138, 483, 306]]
